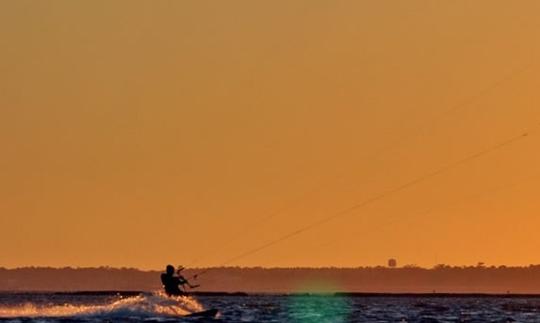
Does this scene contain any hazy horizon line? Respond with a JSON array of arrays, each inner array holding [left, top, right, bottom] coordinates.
[[4, 264, 540, 271]]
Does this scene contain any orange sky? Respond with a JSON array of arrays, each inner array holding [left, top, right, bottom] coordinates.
[[1, 1, 539, 270]]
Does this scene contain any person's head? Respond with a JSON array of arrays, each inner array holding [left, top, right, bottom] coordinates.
[[166, 265, 175, 275]]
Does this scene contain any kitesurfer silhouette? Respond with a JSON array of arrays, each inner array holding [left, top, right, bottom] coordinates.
[[161, 264, 198, 296]]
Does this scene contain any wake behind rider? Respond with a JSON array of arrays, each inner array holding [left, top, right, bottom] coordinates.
[[161, 264, 197, 296]]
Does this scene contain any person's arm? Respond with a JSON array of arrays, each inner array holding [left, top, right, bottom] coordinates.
[[178, 275, 199, 288]]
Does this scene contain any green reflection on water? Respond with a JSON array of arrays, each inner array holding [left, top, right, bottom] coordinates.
[[286, 280, 352, 323]]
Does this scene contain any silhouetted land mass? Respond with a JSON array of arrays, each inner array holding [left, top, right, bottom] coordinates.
[[2, 266, 540, 293]]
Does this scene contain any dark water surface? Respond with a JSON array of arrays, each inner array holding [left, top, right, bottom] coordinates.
[[1, 292, 540, 322]]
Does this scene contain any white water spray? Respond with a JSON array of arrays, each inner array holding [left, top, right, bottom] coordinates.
[[0, 292, 204, 318]]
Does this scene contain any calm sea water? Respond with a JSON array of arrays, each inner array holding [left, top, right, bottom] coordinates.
[[1, 292, 540, 322]]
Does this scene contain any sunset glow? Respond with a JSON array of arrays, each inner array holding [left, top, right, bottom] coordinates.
[[1, 1, 539, 270]]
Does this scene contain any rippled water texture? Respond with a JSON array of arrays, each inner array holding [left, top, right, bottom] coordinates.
[[1, 292, 540, 322]]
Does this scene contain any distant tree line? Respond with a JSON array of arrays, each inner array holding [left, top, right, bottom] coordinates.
[[2, 265, 540, 293]]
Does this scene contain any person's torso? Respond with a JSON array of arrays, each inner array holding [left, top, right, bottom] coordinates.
[[161, 274, 182, 295]]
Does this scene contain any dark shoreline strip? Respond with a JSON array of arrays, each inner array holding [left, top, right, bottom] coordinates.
[[335, 293, 540, 298], [2, 291, 540, 298]]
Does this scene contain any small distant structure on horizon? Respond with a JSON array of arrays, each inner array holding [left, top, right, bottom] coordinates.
[[388, 258, 397, 268]]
